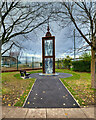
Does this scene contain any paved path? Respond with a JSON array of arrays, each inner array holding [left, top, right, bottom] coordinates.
[[2, 106, 95, 119], [23, 73, 79, 108]]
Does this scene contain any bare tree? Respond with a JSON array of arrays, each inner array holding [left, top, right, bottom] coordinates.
[[1, 1, 53, 55], [1, 1, 96, 88], [56, 2, 96, 88]]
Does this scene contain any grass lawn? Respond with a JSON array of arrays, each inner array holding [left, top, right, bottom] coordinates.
[[2, 70, 41, 107], [56, 69, 95, 107], [2, 69, 95, 107]]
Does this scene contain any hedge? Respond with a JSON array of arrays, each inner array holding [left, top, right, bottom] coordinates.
[[72, 60, 91, 72]]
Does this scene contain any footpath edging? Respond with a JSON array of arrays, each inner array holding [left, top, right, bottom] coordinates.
[[2, 106, 95, 119]]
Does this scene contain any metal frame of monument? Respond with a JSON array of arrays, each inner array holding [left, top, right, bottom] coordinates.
[[42, 26, 55, 74]]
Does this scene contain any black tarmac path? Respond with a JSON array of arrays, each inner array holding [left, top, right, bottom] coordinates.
[[23, 73, 80, 108]]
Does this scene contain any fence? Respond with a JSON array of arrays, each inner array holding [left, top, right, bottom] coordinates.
[[2, 56, 96, 72], [1, 56, 65, 72], [1, 56, 81, 72], [1, 56, 42, 71]]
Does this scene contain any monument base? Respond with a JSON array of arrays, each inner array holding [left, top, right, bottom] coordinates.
[[39, 73, 59, 76]]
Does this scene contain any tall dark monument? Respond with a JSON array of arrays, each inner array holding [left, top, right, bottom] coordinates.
[[42, 26, 55, 74]]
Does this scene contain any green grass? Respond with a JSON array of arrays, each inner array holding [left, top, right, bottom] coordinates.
[[2, 69, 95, 107], [29, 70, 42, 74], [55, 69, 94, 106], [2, 71, 36, 107], [14, 73, 22, 79], [14, 78, 35, 107], [2, 88, 11, 94]]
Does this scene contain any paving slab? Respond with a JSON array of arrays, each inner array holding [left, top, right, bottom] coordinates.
[[81, 107, 94, 118], [25, 109, 46, 118], [64, 108, 87, 118], [24, 73, 79, 108], [4, 108, 28, 118], [2, 106, 12, 118], [1, 106, 95, 119], [47, 108, 67, 118]]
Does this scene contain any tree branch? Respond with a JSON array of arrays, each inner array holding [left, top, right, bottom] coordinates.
[[62, 2, 93, 48]]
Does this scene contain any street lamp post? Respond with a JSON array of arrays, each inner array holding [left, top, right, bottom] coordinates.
[[32, 57, 34, 69], [74, 29, 76, 61]]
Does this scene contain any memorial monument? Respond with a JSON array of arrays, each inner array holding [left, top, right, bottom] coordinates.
[[42, 26, 55, 74]]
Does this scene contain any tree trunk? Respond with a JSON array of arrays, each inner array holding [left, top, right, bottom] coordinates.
[[91, 48, 96, 89]]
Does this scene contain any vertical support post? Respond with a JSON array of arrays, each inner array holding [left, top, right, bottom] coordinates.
[[94, 16, 96, 89], [17, 56, 18, 71], [32, 57, 34, 69], [95, 59, 96, 79], [94, 14, 96, 113], [74, 29, 76, 61], [57, 59, 59, 69], [34, 57, 35, 68], [9, 56, 11, 67], [91, 14, 96, 88], [26, 56, 27, 65], [42, 39, 45, 73]]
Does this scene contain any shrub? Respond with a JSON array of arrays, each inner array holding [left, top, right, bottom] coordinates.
[[72, 60, 91, 72], [63, 56, 72, 69]]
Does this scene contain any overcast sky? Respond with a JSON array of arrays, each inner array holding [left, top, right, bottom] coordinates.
[[17, 22, 87, 61], [2, 2, 91, 61], [4, 22, 88, 62]]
